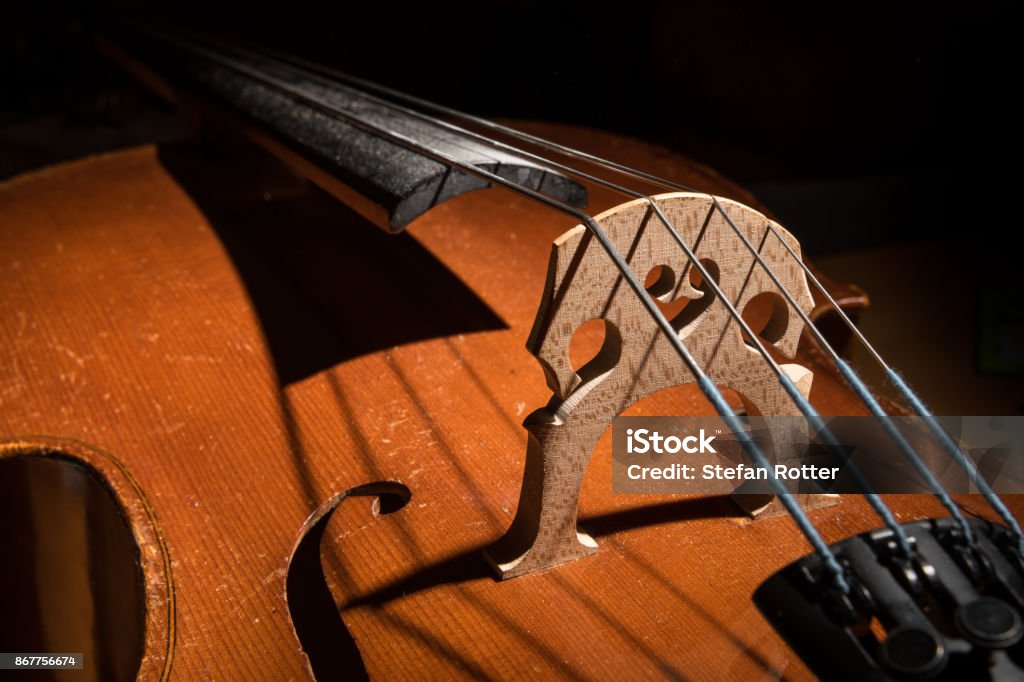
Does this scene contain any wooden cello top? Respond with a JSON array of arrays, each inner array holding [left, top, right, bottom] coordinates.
[[0, 121, 1018, 680]]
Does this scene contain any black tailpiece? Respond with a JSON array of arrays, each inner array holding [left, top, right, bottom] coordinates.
[[755, 518, 1024, 680]]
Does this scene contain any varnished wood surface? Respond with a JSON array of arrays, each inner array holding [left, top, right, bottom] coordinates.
[[1, 124, 1018, 680]]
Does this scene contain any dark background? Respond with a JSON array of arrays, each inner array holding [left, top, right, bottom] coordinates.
[[2, 0, 1016, 252], [2, 0, 1021, 410]]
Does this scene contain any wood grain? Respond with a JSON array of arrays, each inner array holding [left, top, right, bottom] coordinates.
[[0, 126, 1017, 680], [487, 193, 829, 578]]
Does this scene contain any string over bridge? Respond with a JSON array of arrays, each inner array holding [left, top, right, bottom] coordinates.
[[486, 193, 833, 579]]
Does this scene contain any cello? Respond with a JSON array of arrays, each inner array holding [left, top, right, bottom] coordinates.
[[1, 21, 1021, 681]]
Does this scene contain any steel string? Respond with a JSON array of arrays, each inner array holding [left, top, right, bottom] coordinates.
[[169, 34, 854, 592], [316, 65, 1012, 552], [249, 51, 916, 558]]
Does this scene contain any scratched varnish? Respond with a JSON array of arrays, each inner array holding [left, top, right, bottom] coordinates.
[[1, 125, 1017, 680]]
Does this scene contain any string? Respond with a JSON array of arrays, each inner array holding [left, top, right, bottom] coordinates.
[[712, 206, 974, 543], [326, 65, 1010, 551], [240, 43, 923, 556], [764, 224, 1024, 554], [163, 32, 852, 592], [370, 89, 1016, 550], [147, 24, 1021, 580], [249, 52, 916, 558]]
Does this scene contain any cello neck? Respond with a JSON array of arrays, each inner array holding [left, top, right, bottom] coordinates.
[[97, 22, 587, 233]]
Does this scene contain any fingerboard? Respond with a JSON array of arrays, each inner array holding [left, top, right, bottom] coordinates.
[[100, 24, 588, 232]]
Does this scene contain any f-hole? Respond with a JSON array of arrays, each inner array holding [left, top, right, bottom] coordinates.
[[286, 482, 412, 682]]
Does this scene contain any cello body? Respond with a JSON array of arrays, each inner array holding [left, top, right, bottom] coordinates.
[[0, 124, 1017, 680]]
